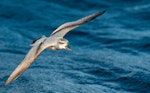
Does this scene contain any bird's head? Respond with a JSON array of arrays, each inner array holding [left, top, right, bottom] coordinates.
[[58, 38, 71, 50]]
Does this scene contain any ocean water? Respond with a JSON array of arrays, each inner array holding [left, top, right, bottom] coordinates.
[[0, 0, 150, 93]]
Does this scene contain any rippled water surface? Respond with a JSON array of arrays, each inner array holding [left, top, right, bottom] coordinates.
[[0, 0, 150, 93]]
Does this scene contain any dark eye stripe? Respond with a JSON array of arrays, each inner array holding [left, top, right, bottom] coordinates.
[[59, 42, 64, 44]]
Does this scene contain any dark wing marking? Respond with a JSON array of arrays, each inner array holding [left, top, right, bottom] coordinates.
[[51, 11, 105, 37], [31, 37, 42, 44], [30, 35, 46, 46]]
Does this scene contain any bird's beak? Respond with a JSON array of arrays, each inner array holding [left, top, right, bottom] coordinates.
[[66, 45, 71, 50]]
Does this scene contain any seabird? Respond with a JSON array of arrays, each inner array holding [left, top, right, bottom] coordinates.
[[5, 10, 105, 85]]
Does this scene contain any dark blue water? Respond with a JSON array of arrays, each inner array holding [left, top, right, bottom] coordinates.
[[0, 0, 150, 93]]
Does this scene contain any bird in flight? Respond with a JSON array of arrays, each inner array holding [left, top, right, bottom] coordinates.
[[5, 10, 105, 85]]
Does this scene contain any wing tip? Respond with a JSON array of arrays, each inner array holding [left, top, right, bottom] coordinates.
[[96, 10, 106, 16], [5, 75, 16, 86], [5, 82, 9, 86], [102, 10, 106, 13], [5, 79, 11, 86]]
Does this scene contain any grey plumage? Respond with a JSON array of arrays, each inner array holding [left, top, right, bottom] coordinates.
[[51, 11, 105, 37], [5, 10, 105, 86]]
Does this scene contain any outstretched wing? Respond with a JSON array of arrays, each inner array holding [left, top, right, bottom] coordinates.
[[5, 42, 46, 85], [51, 10, 105, 37]]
